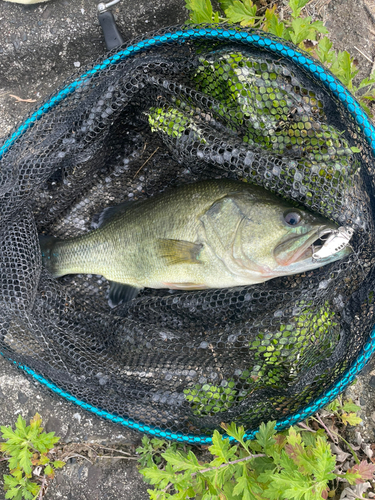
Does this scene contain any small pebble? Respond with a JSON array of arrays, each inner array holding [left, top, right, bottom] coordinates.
[[73, 413, 81, 424]]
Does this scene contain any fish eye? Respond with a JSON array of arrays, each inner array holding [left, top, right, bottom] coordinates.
[[284, 210, 302, 226]]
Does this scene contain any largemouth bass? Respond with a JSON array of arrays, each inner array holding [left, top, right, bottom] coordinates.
[[39, 179, 351, 305]]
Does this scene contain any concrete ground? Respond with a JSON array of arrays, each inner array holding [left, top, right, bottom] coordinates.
[[0, 0, 375, 498]]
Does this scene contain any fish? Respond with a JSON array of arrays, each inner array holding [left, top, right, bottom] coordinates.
[[39, 179, 352, 306]]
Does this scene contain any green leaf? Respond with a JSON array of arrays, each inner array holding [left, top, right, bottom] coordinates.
[[263, 467, 317, 500], [8, 455, 22, 471], [39, 454, 50, 465], [29, 414, 42, 433], [151, 438, 167, 449], [232, 473, 260, 499], [316, 37, 334, 65], [162, 448, 202, 473], [309, 20, 328, 35], [289, 0, 310, 19], [208, 430, 238, 463], [341, 413, 362, 426], [263, 7, 286, 38], [286, 427, 302, 447], [255, 421, 277, 454], [343, 470, 362, 485], [185, 0, 216, 23], [18, 446, 33, 475], [360, 93, 375, 102], [341, 400, 361, 413], [26, 481, 40, 496], [289, 17, 313, 45], [222, 480, 243, 500], [225, 0, 257, 26], [15, 415, 28, 439], [279, 449, 299, 473], [299, 431, 317, 448], [219, 0, 235, 11], [148, 490, 166, 500], [223, 422, 252, 453], [3, 475, 20, 489], [359, 101, 373, 116], [311, 436, 336, 482], [330, 50, 358, 89], [0, 426, 23, 445], [141, 464, 176, 488], [251, 456, 276, 479], [269, 15, 286, 38], [143, 435, 152, 446], [354, 72, 375, 94], [52, 460, 66, 469], [45, 465, 54, 477], [4, 488, 22, 500], [284, 443, 310, 476], [33, 431, 59, 453], [20, 492, 33, 500]]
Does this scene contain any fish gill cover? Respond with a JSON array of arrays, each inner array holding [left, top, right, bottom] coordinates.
[[0, 25, 374, 443]]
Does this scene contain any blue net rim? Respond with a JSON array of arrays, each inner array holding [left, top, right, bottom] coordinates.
[[2, 25, 375, 444]]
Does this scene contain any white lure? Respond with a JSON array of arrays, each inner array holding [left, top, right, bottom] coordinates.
[[313, 226, 354, 261]]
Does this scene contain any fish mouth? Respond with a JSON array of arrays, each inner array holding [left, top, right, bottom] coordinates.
[[274, 226, 335, 267]]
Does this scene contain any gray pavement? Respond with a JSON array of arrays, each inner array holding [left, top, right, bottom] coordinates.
[[0, 0, 375, 498]]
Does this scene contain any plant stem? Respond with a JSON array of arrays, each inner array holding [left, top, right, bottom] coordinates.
[[80, 442, 133, 456], [37, 475, 48, 500], [313, 414, 337, 443], [297, 421, 316, 432], [96, 445, 133, 456], [64, 451, 137, 463], [163, 482, 173, 494], [332, 433, 361, 466], [63, 453, 93, 465], [133, 147, 159, 179]]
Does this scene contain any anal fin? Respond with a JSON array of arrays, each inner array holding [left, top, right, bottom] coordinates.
[[108, 281, 141, 307], [157, 239, 203, 266], [163, 282, 209, 290]]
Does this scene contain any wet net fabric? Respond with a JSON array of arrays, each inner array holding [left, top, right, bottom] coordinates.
[[1, 25, 375, 441]]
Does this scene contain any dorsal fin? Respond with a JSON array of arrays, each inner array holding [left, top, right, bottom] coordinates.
[[92, 200, 141, 229]]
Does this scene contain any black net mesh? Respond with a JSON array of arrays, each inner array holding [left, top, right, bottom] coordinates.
[[1, 25, 374, 440]]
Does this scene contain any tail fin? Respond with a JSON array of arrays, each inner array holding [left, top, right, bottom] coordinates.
[[39, 235, 61, 277]]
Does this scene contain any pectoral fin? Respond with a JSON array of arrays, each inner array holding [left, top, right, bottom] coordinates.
[[108, 281, 141, 307], [157, 239, 203, 266]]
